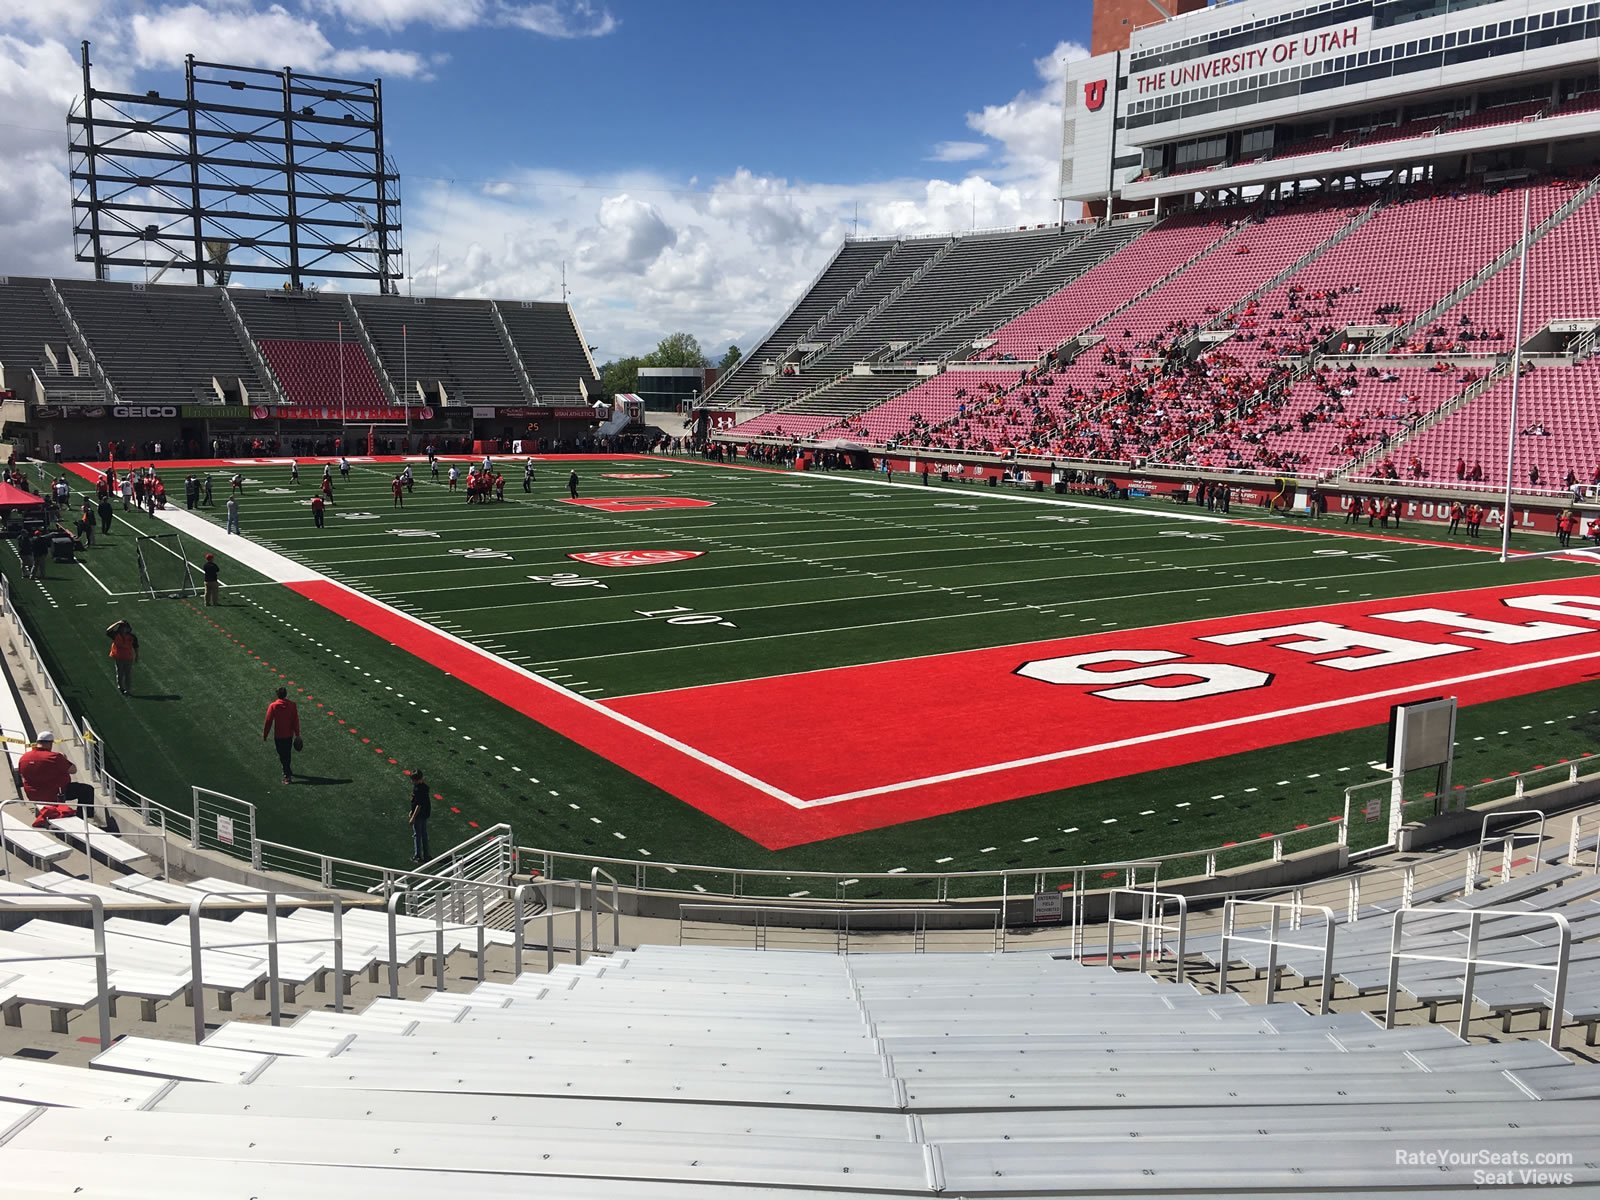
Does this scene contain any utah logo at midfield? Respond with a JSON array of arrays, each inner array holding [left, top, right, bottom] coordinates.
[[568, 550, 705, 568]]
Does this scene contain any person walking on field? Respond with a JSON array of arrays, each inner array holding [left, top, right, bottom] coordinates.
[[262, 686, 302, 784], [226, 494, 240, 534], [202, 553, 221, 606], [106, 619, 138, 695], [289, 460, 300, 485], [391, 475, 404, 508], [567, 469, 579, 500], [407, 768, 431, 862], [311, 493, 326, 528]]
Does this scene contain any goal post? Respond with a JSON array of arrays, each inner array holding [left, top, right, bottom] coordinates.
[[135, 531, 198, 599]]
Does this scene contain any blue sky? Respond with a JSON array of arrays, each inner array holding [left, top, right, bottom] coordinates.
[[0, 0, 1092, 361]]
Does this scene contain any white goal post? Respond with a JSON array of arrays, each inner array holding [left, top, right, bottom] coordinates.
[[135, 531, 198, 599]]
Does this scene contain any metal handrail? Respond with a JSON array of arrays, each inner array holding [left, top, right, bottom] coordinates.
[[1102, 888, 1188, 982], [1383, 907, 1573, 1049], [1218, 899, 1337, 1014], [187, 888, 345, 1041], [1468, 809, 1548, 890], [0, 893, 111, 1047]]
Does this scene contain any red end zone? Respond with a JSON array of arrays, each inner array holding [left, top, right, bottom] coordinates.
[[288, 573, 1600, 849], [608, 577, 1600, 845]]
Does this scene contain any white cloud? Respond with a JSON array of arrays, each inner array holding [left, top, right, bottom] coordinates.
[[966, 39, 1088, 190], [310, 0, 487, 32], [929, 140, 989, 163], [0, 33, 101, 277], [130, 5, 429, 77], [0, 0, 102, 38], [495, 1, 617, 38]]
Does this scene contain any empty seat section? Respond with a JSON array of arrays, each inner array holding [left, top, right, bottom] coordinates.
[[710, 241, 894, 404], [494, 301, 598, 397], [352, 296, 526, 406], [55, 281, 269, 406], [0, 278, 74, 389]]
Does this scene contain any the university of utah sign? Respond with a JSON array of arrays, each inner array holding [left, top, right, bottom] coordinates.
[[1083, 79, 1108, 111]]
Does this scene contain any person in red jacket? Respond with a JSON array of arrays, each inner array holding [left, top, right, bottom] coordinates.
[[262, 686, 302, 784], [18, 731, 76, 811], [310, 493, 326, 528]]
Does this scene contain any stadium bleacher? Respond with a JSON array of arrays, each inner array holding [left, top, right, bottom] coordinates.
[[229, 291, 386, 407], [0, 278, 76, 394], [347, 294, 524, 407], [494, 299, 600, 397], [54, 281, 270, 406], [709, 240, 896, 404]]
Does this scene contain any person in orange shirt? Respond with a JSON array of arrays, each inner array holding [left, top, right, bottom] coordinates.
[[262, 686, 302, 784], [106, 619, 139, 695]]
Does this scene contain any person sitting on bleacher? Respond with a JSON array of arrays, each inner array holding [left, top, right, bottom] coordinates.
[[18, 731, 84, 817]]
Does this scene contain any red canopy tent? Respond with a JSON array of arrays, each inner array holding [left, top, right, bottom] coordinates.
[[0, 481, 46, 512]]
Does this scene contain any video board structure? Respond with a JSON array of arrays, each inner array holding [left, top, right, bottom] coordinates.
[[68, 41, 403, 292]]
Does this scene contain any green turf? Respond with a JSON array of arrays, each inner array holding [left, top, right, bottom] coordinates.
[[9, 455, 1599, 889]]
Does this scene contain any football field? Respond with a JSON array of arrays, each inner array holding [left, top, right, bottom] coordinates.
[[18, 454, 1600, 888]]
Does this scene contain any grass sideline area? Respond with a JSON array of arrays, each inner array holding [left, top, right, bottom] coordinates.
[[8, 452, 1600, 895]]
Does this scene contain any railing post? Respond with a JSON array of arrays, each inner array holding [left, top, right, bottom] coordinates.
[[512, 884, 529, 978], [266, 891, 282, 1027], [1383, 910, 1405, 1030], [386, 889, 406, 999], [1548, 914, 1573, 1051], [1456, 913, 1483, 1042], [188, 896, 208, 1043], [1265, 905, 1283, 1005], [330, 894, 345, 1013], [85, 896, 111, 1050], [434, 899, 447, 993], [1218, 901, 1234, 997]]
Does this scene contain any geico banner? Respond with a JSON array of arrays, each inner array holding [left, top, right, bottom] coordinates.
[[1132, 21, 1364, 98]]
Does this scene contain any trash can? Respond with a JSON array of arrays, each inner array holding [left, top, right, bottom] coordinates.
[[51, 536, 75, 564]]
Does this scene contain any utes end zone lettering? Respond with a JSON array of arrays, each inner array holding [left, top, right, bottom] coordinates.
[[609, 577, 1600, 846], [569, 550, 705, 568], [561, 497, 715, 513], [600, 472, 673, 480]]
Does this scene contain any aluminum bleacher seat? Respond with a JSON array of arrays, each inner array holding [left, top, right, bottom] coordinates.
[[0, 811, 71, 866], [41, 816, 148, 869]]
